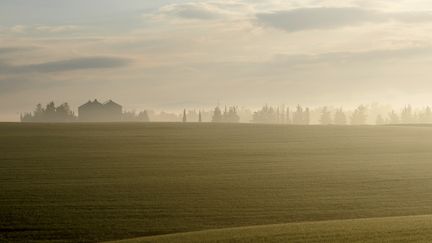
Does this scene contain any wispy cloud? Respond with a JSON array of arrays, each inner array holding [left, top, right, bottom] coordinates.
[[256, 7, 432, 32], [159, 3, 224, 20], [0, 46, 38, 55], [0, 56, 132, 74]]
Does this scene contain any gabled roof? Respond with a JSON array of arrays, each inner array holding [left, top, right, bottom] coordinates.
[[79, 99, 103, 109], [104, 100, 122, 108]]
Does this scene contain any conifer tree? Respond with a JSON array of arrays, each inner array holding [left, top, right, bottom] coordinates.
[[320, 107, 332, 125], [334, 108, 347, 125], [212, 107, 223, 122], [182, 109, 187, 123], [350, 105, 367, 125]]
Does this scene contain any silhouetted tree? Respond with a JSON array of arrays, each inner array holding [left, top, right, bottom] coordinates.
[[45, 102, 56, 121], [33, 103, 44, 122], [400, 105, 414, 124], [387, 110, 399, 124], [304, 108, 310, 125], [223, 106, 240, 123], [182, 109, 187, 123], [22, 101, 76, 122], [56, 103, 75, 122], [334, 108, 347, 125], [138, 111, 150, 122], [292, 105, 304, 125], [292, 105, 310, 125], [320, 107, 332, 125], [286, 108, 291, 124], [252, 105, 278, 124], [419, 107, 432, 123], [212, 107, 223, 122], [350, 105, 368, 125]]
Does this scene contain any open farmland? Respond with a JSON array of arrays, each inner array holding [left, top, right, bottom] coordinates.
[[2, 123, 432, 242]]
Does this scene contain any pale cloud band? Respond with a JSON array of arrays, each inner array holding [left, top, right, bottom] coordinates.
[[256, 7, 432, 31]]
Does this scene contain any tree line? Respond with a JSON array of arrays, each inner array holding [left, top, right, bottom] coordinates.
[[21, 101, 150, 123], [20, 101, 432, 125]]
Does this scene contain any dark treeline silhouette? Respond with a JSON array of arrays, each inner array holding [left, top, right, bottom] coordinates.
[[21, 102, 76, 122], [251, 105, 310, 125], [21, 100, 150, 123], [20, 100, 432, 125], [212, 106, 240, 123], [122, 111, 150, 122], [379, 105, 432, 125]]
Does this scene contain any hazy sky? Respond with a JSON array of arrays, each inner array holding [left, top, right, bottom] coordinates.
[[2, 0, 432, 120]]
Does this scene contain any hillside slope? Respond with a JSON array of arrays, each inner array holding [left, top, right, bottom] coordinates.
[[108, 214, 432, 243]]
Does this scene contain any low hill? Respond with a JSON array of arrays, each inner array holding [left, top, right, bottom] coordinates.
[[108, 214, 432, 243]]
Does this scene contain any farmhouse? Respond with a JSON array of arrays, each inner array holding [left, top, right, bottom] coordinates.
[[78, 99, 122, 122]]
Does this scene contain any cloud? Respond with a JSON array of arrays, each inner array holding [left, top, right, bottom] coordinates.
[[0, 46, 37, 55], [0, 56, 132, 74], [157, 2, 228, 20], [34, 25, 78, 33], [256, 7, 432, 32], [268, 46, 432, 68]]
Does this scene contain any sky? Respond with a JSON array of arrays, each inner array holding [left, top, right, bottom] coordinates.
[[2, 0, 432, 120]]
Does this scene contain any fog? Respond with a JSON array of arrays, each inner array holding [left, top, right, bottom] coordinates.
[[2, 0, 432, 121]]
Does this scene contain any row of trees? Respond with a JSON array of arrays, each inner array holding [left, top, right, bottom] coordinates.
[[317, 105, 432, 125], [21, 102, 151, 122], [21, 102, 76, 122], [122, 111, 150, 122], [21, 102, 432, 125], [182, 106, 241, 123], [251, 105, 311, 125], [376, 106, 432, 125], [318, 106, 366, 125]]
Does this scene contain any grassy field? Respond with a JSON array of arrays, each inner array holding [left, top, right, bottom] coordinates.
[[2, 123, 432, 242], [109, 214, 432, 243]]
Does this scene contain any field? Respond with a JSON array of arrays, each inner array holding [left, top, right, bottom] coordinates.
[[109, 215, 432, 243], [2, 123, 432, 242]]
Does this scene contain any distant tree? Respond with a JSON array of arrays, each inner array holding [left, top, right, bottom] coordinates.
[[198, 111, 202, 123], [279, 106, 285, 124], [400, 105, 414, 124], [319, 107, 332, 125], [45, 102, 56, 121], [304, 108, 310, 125], [252, 105, 278, 124], [122, 111, 137, 121], [292, 105, 304, 125], [223, 106, 240, 123], [212, 107, 223, 122], [334, 108, 347, 125], [138, 111, 150, 122], [182, 109, 187, 123], [292, 105, 310, 125], [33, 103, 44, 122], [419, 107, 432, 123], [20, 112, 33, 122], [56, 103, 75, 122], [350, 105, 367, 125], [387, 110, 400, 124], [375, 115, 385, 125], [286, 107, 291, 124], [22, 101, 77, 122]]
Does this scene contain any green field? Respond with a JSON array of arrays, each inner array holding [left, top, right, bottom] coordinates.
[[2, 123, 432, 242]]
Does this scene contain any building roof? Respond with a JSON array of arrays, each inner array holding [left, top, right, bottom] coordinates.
[[79, 99, 103, 109], [103, 100, 122, 108]]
